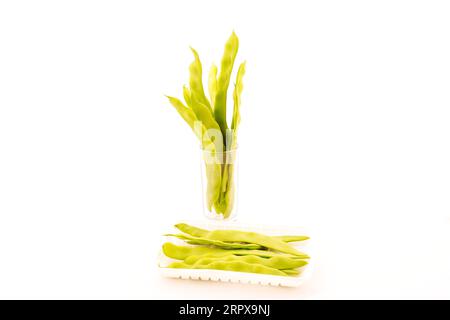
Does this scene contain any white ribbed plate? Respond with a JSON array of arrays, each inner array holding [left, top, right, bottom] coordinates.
[[158, 220, 313, 287]]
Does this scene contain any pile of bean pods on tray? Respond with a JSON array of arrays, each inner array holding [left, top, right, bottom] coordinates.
[[161, 223, 310, 277]]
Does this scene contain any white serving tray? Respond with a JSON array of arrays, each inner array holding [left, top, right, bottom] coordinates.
[[158, 220, 313, 287]]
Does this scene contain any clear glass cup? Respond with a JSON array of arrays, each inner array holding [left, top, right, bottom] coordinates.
[[200, 148, 238, 220]]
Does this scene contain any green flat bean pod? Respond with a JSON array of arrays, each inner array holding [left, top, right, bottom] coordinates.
[[231, 61, 246, 132], [164, 233, 262, 250], [189, 48, 211, 110], [162, 242, 306, 260], [166, 96, 212, 144], [173, 223, 208, 236], [214, 32, 239, 137], [190, 95, 221, 135], [175, 223, 309, 243], [203, 160, 222, 211], [184, 254, 308, 270], [168, 260, 288, 276], [175, 223, 308, 257], [165, 96, 198, 132]]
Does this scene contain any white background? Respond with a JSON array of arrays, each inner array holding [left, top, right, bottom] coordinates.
[[1, 0, 449, 299]]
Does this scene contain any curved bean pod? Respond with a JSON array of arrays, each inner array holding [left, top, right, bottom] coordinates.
[[175, 224, 309, 243], [231, 61, 246, 132], [168, 260, 288, 276], [208, 230, 306, 256], [204, 162, 222, 211], [214, 32, 239, 136], [184, 254, 308, 270], [165, 233, 262, 250], [162, 242, 305, 260], [165, 96, 198, 132], [190, 95, 221, 134], [175, 223, 208, 237], [189, 48, 211, 110], [175, 223, 308, 257]]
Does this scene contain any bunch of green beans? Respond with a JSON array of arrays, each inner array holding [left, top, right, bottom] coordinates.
[[165, 32, 245, 218], [162, 223, 310, 277]]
